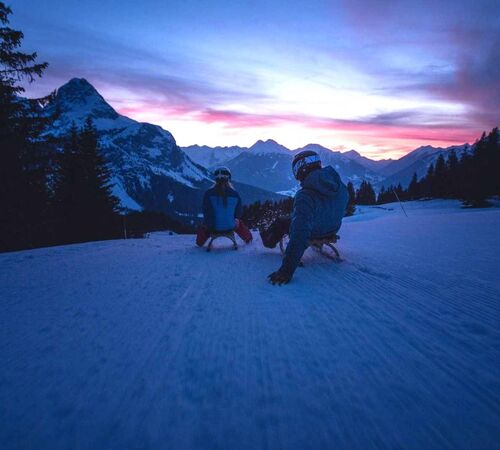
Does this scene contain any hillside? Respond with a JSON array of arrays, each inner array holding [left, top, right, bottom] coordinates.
[[1, 201, 499, 448]]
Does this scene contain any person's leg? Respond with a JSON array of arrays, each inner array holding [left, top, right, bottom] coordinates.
[[260, 216, 291, 248], [234, 219, 252, 243], [196, 225, 210, 247]]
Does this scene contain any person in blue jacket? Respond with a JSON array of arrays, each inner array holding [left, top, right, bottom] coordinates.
[[196, 167, 252, 246], [261, 150, 349, 285]]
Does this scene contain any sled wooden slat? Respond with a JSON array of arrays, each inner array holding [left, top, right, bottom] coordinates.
[[279, 233, 341, 261], [207, 231, 238, 252]]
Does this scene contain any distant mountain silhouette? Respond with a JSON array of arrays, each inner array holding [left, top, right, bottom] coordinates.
[[183, 139, 471, 191]]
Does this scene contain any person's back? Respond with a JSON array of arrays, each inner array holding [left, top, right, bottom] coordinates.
[[203, 183, 242, 232], [196, 167, 252, 247], [294, 165, 348, 238], [281, 165, 348, 274], [264, 151, 348, 284]]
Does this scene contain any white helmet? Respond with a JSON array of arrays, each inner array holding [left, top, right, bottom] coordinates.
[[213, 166, 231, 181]]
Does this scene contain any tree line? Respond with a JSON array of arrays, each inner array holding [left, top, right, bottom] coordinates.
[[0, 1, 122, 252], [358, 129, 499, 207], [242, 198, 294, 229], [242, 183, 357, 230]]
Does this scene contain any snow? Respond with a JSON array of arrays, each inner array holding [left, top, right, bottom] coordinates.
[[276, 186, 299, 197], [1, 201, 499, 448], [148, 147, 162, 159], [183, 145, 246, 169], [250, 139, 291, 155], [110, 179, 142, 211]]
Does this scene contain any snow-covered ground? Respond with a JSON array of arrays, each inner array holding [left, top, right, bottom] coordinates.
[[1, 201, 499, 449]]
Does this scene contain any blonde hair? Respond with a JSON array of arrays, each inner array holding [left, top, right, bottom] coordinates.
[[212, 179, 234, 206]]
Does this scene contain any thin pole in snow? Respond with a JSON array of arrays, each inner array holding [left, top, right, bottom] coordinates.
[[123, 215, 128, 239], [392, 189, 408, 218]]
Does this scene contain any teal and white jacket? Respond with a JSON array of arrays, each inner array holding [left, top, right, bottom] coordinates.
[[202, 186, 242, 232]]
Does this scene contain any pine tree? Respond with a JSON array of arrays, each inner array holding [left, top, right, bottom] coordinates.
[[422, 163, 435, 197], [356, 180, 376, 205], [52, 119, 119, 243], [465, 130, 498, 206], [446, 150, 459, 197], [457, 151, 473, 200], [346, 181, 356, 216], [377, 186, 386, 204], [52, 124, 81, 243], [487, 128, 500, 195], [0, 2, 49, 251], [433, 154, 447, 198], [394, 183, 405, 201], [407, 173, 419, 200], [482, 128, 499, 196], [78, 117, 120, 241]]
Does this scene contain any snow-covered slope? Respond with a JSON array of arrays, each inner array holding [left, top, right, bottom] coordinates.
[[341, 149, 393, 171], [250, 139, 291, 155], [380, 145, 444, 177], [1, 201, 499, 448], [380, 144, 472, 188], [224, 150, 296, 193]]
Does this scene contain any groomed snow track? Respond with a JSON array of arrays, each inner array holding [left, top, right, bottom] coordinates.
[[1, 201, 499, 449]]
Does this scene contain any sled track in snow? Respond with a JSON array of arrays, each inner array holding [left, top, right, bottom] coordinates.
[[1, 202, 499, 449]]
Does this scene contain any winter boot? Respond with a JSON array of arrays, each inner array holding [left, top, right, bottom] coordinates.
[[260, 216, 291, 248]]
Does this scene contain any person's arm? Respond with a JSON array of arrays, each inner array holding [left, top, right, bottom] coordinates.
[[269, 191, 314, 284]]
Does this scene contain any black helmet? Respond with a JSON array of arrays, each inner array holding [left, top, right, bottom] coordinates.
[[213, 166, 231, 181], [292, 150, 321, 181]]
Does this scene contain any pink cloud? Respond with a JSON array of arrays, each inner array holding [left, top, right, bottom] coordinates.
[[192, 108, 480, 147]]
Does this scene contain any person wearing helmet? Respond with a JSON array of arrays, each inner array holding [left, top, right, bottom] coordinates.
[[262, 150, 349, 285], [196, 166, 253, 247]]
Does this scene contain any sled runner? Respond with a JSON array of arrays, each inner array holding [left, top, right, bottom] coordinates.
[[206, 231, 238, 252], [279, 233, 341, 262]]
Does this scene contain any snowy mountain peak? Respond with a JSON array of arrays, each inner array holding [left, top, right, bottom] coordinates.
[[250, 139, 291, 155], [56, 78, 117, 117], [409, 145, 444, 159], [343, 149, 361, 158], [59, 78, 100, 98], [294, 143, 334, 154]]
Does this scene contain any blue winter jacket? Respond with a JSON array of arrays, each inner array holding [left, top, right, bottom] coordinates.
[[281, 166, 349, 275], [202, 185, 242, 232]]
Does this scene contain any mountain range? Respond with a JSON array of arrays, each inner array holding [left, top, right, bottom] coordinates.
[[38, 78, 473, 221], [184, 140, 471, 194]]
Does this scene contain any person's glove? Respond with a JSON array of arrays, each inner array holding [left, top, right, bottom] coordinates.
[[268, 268, 292, 286]]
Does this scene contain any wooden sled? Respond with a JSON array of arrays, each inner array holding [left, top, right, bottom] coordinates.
[[206, 231, 238, 252], [279, 233, 341, 263]]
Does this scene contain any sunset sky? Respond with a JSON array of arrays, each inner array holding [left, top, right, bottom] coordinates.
[[13, 0, 500, 159]]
